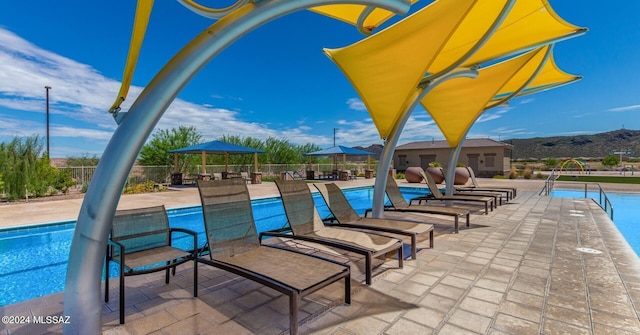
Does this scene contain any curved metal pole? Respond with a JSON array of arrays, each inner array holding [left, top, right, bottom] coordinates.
[[371, 0, 517, 218], [62, 1, 410, 334], [444, 46, 554, 196], [371, 69, 477, 218]]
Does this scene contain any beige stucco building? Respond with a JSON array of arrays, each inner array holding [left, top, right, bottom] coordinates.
[[394, 138, 513, 177]]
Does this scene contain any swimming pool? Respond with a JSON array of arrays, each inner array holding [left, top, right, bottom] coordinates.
[[550, 189, 640, 256], [0, 186, 428, 306]]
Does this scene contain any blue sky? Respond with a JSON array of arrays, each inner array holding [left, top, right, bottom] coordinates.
[[0, 1, 639, 158]]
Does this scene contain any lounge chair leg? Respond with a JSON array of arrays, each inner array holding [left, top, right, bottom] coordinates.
[[466, 213, 470, 227], [105, 248, 110, 302], [365, 255, 372, 285], [430, 230, 434, 249], [289, 293, 299, 335], [344, 273, 351, 305], [119, 272, 125, 324], [411, 235, 417, 260], [454, 216, 459, 234], [193, 257, 198, 297], [398, 246, 404, 268]]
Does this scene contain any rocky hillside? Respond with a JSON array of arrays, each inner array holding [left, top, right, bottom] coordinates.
[[506, 129, 640, 160]]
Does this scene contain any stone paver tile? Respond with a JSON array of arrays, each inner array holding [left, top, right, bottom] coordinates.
[[591, 309, 640, 331], [440, 275, 473, 290], [384, 317, 433, 335], [123, 310, 178, 334], [341, 315, 389, 334], [475, 278, 508, 293], [467, 287, 504, 304], [545, 304, 591, 328], [511, 278, 545, 296], [304, 311, 345, 334], [438, 323, 480, 335], [408, 273, 439, 286], [430, 284, 466, 301], [418, 293, 457, 313], [542, 318, 590, 335], [491, 313, 540, 334], [518, 265, 550, 279], [505, 290, 544, 309], [396, 281, 430, 297], [448, 309, 492, 333], [590, 298, 637, 319], [499, 301, 540, 323], [157, 315, 216, 335], [404, 307, 446, 328], [546, 293, 588, 313], [593, 322, 640, 335], [230, 290, 272, 310], [235, 304, 284, 331], [459, 297, 499, 318], [201, 320, 254, 335]]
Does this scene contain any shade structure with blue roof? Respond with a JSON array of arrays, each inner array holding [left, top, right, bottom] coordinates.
[[169, 140, 264, 174], [305, 145, 375, 170]]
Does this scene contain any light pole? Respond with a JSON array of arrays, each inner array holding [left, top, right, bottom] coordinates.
[[45, 86, 51, 158]]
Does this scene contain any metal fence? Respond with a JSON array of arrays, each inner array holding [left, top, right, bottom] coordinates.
[[60, 163, 380, 188]]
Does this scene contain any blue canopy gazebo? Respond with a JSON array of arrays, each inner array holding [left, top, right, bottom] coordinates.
[[305, 145, 375, 172], [168, 140, 264, 175]]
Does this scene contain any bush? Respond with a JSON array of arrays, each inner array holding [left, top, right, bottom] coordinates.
[[508, 166, 518, 179], [123, 181, 158, 194], [493, 174, 507, 179], [523, 168, 533, 179], [395, 173, 405, 180], [429, 161, 441, 167], [535, 172, 546, 179]]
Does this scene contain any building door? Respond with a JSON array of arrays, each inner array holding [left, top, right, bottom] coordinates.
[[420, 155, 436, 169], [468, 154, 479, 173]]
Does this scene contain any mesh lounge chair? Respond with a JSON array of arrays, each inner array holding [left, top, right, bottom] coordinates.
[[105, 205, 198, 324], [415, 171, 495, 215], [456, 167, 516, 199], [436, 169, 505, 206], [314, 183, 433, 259], [265, 180, 404, 285], [367, 177, 471, 233], [197, 179, 350, 335]]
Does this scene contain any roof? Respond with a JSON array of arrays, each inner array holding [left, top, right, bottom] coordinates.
[[396, 138, 513, 151], [168, 140, 264, 154], [305, 145, 375, 156]]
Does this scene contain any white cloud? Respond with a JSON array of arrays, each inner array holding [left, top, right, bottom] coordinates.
[[518, 98, 535, 104], [346, 97, 366, 111], [606, 104, 640, 112]]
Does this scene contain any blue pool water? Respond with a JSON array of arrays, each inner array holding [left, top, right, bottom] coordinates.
[[0, 186, 428, 306], [550, 189, 640, 256]]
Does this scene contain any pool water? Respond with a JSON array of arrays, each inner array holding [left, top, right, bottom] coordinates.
[[0, 186, 428, 306], [550, 189, 640, 256]]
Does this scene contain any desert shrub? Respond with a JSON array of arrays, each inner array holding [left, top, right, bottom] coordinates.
[[395, 173, 405, 180], [508, 166, 518, 179], [493, 174, 507, 179], [123, 181, 158, 194], [535, 172, 546, 179], [523, 168, 533, 179], [429, 161, 441, 167]]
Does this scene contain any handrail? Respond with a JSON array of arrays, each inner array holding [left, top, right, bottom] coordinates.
[[539, 169, 556, 195], [595, 183, 614, 220], [543, 178, 614, 220]]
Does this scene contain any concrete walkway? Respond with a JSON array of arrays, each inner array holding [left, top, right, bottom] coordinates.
[[1, 178, 640, 334]]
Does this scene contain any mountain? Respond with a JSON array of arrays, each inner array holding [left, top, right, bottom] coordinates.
[[506, 129, 640, 160]]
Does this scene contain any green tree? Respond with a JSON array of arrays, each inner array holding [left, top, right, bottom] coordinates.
[[542, 158, 558, 169], [139, 126, 202, 172], [602, 154, 620, 167], [66, 153, 100, 166]]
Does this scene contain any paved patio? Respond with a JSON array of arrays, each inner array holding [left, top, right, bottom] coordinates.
[[1, 178, 640, 334]]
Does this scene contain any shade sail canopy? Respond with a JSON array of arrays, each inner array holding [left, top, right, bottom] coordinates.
[[325, 0, 586, 140], [422, 46, 549, 147], [309, 0, 418, 33], [169, 140, 264, 154], [305, 145, 375, 156]]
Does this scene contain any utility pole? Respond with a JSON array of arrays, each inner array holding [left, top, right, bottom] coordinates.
[[45, 86, 51, 158], [333, 128, 337, 147]]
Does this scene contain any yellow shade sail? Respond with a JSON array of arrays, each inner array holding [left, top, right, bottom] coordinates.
[[109, 0, 154, 112], [325, 0, 503, 139], [488, 49, 580, 108], [309, 1, 419, 33], [421, 47, 548, 148]]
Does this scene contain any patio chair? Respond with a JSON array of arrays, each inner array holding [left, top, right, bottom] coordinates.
[[456, 167, 516, 199], [365, 177, 470, 233], [414, 171, 495, 214], [105, 205, 198, 324], [264, 180, 404, 285], [197, 179, 350, 335], [436, 169, 505, 206], [212, 172, 222, 180], [240, 171, 250, 183], [314, 183, 433, 259]]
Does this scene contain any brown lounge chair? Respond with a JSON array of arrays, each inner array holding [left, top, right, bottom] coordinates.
[[105, 205, 198, 324], [436, 169, 505, 206], [456, 167, 516, 200], [263, 180, 404, 285], [314, 183, 434, 259], [414, 171, 495, 215], [366, 177, 471, 233], [197, 179, 350, 335]]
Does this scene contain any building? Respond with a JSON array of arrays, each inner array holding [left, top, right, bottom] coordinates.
[[394, 138, 513, 177]]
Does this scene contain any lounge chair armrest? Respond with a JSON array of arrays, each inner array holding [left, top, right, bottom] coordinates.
[[107, 239, 125, 254], [259, 229, 293, 242], [169, 227, 198, 254], [364, 205, 395, 217]]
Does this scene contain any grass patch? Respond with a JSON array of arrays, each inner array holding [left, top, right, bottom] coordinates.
[[556, 175, 640, 184]]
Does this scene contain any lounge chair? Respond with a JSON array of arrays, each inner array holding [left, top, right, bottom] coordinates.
[[105, 205, 198, 324], [456, 167, 516, 199], [414, 171, 495, 215], [365, 177, 471, 233], [314, 183, 433, 259], [436, 169, 505, 206], [197, 179, 351, 335], [264, 180, 404, 285]]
